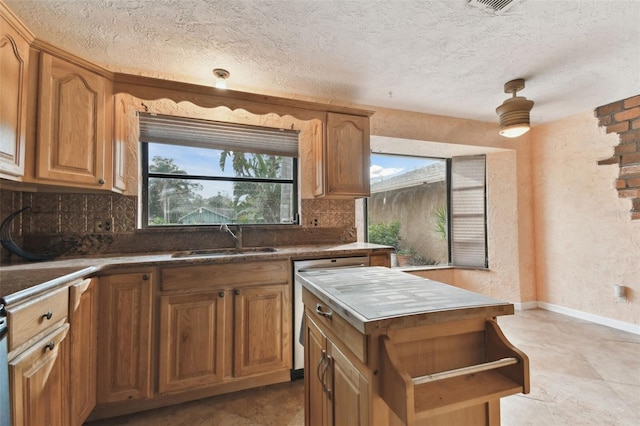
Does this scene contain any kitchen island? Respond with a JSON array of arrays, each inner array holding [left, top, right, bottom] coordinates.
[[298, 266, 529, 426]]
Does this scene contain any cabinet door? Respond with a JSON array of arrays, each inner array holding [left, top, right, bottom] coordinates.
[[158, 292, 226, 393], [36, 52, 110, 188], [328, 341, 369, 426], [233, 283, 291, 377], [324, 112, 370, 197], [305, 316, 329, 426], [0, 15, 29, 179], [69, 278, 98, 426], [97, 272, 153, 403], [112, 94, 127, 192], [10, 324, 70, 426]]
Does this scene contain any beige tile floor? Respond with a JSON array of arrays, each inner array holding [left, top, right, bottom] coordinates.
[[87, 309, 640, 426]]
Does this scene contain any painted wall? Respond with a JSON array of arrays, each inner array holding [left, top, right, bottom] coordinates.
[[531, 111, 640, 325]]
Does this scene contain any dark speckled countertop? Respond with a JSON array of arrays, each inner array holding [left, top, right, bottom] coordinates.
[[0, 243, 392, 306]]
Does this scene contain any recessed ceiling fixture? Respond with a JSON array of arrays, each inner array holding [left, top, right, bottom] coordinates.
[[213, 68, 230, 89], [495, 79, 534, 138]]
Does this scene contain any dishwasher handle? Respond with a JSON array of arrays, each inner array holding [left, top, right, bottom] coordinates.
[[297, 264, 367, 273]]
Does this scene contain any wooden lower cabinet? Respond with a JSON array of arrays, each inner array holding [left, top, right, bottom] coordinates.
[[158, 292, 226, 393], [96, 272, 153, 404], [9, 324, 70, 426], [69, 278, 98, 425], [233, 284, 291, 377], [305, 316, 369, 426], [158, 282, 292, 394]]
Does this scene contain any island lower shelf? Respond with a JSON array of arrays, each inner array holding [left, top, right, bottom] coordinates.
[[380, 318, 529, 424]]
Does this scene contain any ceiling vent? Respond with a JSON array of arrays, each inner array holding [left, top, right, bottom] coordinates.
[[468, 0, 518, 13]]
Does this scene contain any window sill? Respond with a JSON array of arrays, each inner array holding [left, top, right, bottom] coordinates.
[[393, 265, 490, 272]]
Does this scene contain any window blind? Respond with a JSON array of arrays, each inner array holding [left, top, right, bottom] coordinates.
[[138, 112, 299, 157], [450, 155, 487, 268]]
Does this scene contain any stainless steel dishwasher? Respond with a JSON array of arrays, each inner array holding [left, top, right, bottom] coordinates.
[[292, 256, 370, 379]]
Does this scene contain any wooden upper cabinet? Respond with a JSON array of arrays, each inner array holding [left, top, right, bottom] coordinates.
[[0, 14, 29, 180], [112, 94, 128, 192], [35, 52, 112, 188], [315, 112, 370, 198]]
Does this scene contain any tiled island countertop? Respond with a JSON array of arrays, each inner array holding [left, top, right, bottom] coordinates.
[[298, 266, 514, 332], [1, 242, 391, 306]]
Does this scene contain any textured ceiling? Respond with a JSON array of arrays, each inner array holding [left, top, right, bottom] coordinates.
[[6, 0, 640, 125]]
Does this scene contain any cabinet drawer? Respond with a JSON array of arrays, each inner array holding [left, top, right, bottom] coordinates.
[[161, 260, 289, 292], [303, 289, 367, 364], [7, 286, 69, 353]]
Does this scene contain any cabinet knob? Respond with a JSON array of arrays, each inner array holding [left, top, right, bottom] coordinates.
[[98, 178, 106, 185], [44, 341, 55, 351], [142, 274, 149, 281], [219, 291, 225, 298], [234, 289, 240, 296], [42, 311, 53, 320]]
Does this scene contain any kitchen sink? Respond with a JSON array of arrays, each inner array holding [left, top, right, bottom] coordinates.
[[171, 247, 278, 258]]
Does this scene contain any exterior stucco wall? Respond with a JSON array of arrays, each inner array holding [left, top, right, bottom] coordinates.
[[370, 107, 537, 304], [531, 111, 640, 325]]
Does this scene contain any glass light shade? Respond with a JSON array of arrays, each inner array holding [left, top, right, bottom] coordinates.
[[215, 77, 227, 89], [499, 123, 530, 138], [496, 96, 534, 138]]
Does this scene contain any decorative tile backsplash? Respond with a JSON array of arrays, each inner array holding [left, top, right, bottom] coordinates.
[[0, 188, 357, 264]]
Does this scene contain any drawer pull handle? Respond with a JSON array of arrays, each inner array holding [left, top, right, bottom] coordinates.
[[44, 341, 55, 351], [42, 311, 53, 320], [315, 303, 332, 320]]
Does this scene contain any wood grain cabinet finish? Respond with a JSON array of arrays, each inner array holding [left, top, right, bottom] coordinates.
[[158, 260, 292, 396], [158, 292, 226, 394], [97, 272, 153, 404], [69, 278, 98, 426], [305, 316, 369, 426], [314, 112, 370, 198], [35, 52, 111, 188], [9, 323, 70, 426], [0, 13, 29, 179], [233, 284, 291, 377]]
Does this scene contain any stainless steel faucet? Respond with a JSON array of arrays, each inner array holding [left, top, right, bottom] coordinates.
[[220, 224, 242, 249]]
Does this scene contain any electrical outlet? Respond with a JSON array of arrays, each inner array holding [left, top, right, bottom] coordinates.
[[94, 217, 114, 233]]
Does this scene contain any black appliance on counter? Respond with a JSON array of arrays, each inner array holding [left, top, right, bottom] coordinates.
[[0, 304, 10, 426]]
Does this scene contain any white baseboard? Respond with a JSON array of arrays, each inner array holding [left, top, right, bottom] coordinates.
[[513, 301, 539, 311], [537, 301, 640, 335]]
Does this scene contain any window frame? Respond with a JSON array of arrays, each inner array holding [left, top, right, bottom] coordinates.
[[365, 152, 488, 269], [138, 115, 300, 229]]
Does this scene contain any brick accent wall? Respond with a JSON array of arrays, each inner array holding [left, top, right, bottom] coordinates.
[[595, 94, 640, 220]]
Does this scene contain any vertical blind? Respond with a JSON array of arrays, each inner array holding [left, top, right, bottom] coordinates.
[[138, 112, 299, 157], [450, 155, 487, 268]]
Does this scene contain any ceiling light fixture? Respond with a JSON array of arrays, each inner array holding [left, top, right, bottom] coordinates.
[[495, 78, 534, 138], [213, 68, 230, 89]]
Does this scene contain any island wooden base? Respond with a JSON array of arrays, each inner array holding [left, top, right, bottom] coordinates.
[[303, 288, 529, 426]]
